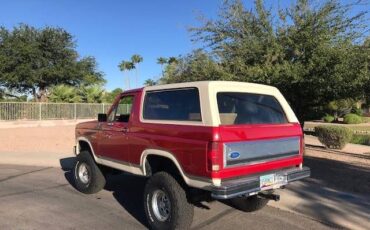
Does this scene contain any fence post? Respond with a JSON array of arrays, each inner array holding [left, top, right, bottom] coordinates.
[[74, 103, 77, 120], [102, 103, 105, 113], [39, 103, 42, 120]]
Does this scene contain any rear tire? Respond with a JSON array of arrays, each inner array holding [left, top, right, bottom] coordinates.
[[144, 172, 194, 230], [74, 150, 106, 194], [230, 195, 268, 212]]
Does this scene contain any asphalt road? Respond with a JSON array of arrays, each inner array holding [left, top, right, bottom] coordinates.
[[0, 164, 334, 230]]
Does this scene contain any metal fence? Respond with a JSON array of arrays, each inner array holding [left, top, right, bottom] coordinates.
[[0, 102, 116, 121]]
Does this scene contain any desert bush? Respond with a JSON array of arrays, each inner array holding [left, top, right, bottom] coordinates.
[[315, 125, 353, 149], [322, 114, 335, 123], [343, 113, 363, 124]]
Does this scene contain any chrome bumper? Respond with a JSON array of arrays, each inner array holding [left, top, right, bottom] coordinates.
[[211, 166, 310, 199]]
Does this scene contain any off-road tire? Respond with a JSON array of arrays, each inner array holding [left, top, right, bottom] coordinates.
[[230, 195, 268, 212], [74, 150, 106, 194], [144, 172, 194, 230]]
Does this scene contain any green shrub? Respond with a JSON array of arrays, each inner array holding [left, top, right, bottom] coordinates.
[[315, 125, 353, 149], [351, 107, 363, 116], [322, 114, 335, 123], [343, 113, 363, 124], [350, 135, 370, 146]]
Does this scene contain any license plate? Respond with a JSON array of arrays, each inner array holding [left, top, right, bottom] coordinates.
[[260, 174, 275, 188]]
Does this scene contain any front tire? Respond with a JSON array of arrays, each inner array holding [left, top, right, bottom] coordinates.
[[230, 195, 268, 212], [144, 172, 194, 230], [74, 150, 106, 194]]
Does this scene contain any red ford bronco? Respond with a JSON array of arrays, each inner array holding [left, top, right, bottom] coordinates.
[[74, 81, 310, 229]]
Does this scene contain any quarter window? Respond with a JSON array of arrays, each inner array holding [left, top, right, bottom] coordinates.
[[143, 88, 202, 121]]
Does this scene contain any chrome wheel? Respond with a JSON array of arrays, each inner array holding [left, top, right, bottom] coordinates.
[[78, 162, 90, 184], [151, 189, 171, 221]]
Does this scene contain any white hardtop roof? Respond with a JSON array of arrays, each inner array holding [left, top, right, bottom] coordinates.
[[144, 81, 278, 92], [139, 81, 298, 126]]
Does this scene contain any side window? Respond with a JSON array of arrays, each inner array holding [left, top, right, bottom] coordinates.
[[143, 88, 202, 121], [108, 95, 134, 122]]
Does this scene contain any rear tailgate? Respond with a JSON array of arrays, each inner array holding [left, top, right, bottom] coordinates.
[[216, 123, 303, 179]]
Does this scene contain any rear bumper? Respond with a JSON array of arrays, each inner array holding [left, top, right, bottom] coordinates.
[[211, 166, 310, 199]]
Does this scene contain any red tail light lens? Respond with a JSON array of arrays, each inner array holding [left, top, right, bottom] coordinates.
[[207, 142, 220, 172]]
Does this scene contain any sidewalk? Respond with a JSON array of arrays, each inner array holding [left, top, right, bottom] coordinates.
[[0, 119, 93, 129], [304, 134, 370, 155], [0, 151, 74, 168]]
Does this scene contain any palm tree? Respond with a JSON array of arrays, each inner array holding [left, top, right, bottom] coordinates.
[[125, 61, 135, 89], [48, 84, 81, 103], [144, 79, 156, 86], [157, 57, 168, 77], [168, 56, 178, 64], [118, 60, 135, 90], [118, 60, 127, 89], [80, 85, 104, 103], [131, 54, 143, 87]]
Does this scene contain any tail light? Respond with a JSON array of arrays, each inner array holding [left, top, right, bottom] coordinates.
[[207, 142, 221, 172]]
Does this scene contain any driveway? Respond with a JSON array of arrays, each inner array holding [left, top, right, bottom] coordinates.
[[0, 164, 333, 230]]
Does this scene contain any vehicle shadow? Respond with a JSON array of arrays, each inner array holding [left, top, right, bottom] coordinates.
[[105, 173, 148, 227], [281, 155, 370, 229], [60, 157, 76, 188], [60, 157, 149, 228], [304, 156, 370, 195]]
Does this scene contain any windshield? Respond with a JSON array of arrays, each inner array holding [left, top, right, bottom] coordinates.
[[217, 92, 287, 125]]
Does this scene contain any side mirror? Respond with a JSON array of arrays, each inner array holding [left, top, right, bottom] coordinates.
[[98, 113, 107, 122]]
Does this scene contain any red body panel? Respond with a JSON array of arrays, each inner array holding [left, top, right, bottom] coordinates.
[[76, 88, 304, 180]]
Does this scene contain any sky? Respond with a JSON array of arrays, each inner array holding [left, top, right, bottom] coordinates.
[[0, 0, 224, 90], [0, 0, 368, 91]]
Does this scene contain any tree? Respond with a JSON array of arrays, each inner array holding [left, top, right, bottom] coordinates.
[[0, 24, 105, 102], [48, 84, 81, 103], [184, 0, 370, 121], [327, 99, 356, 120], [118, 60, 135, 90], [157, 57, 168, 77], [103, 88, 123, 103], [144, 79, 156, 86], [79, 85, 104, 103], [168, 57, 178, 64], [131, 54, 143, 87], [160, 50, 233, 84]]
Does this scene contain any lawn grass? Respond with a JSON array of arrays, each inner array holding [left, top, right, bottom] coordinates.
[[304, 121, 370, 133], [363, 116, 370, 123], [350, 135, 370, 146]]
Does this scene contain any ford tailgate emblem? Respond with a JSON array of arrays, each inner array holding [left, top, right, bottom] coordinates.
[[229, 151, 240, 159]]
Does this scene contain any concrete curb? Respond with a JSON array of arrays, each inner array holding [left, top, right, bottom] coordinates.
[[306, 145, 370, 160], [0, 152, 75, 168]]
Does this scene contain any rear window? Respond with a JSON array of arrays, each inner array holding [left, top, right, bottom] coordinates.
[[217, 92, 287, 125], [143, 88, 202, 121]]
